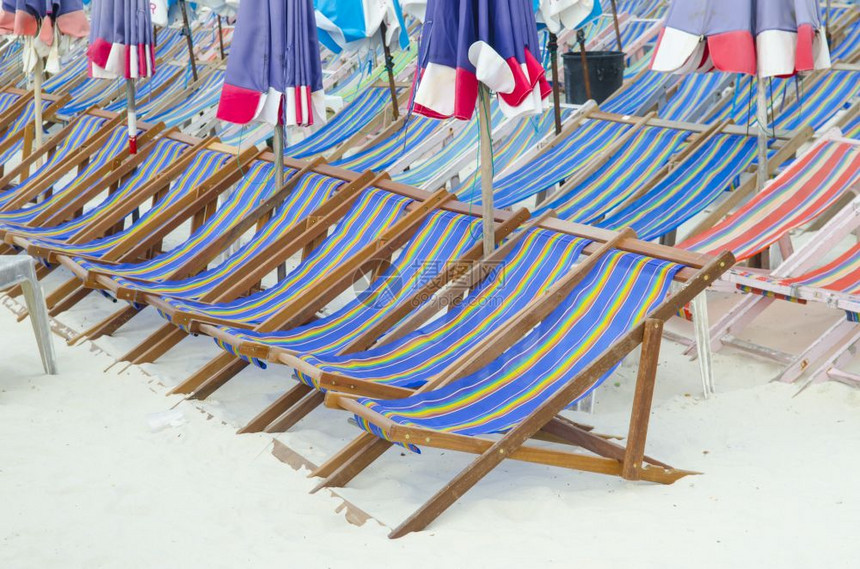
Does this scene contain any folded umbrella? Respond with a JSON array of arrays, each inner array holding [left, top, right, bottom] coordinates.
[[87, 0, 155, 154], [217, 0, 327, 207], [651, 0, 831, 192], [652, 0, 831, 77], [0, 0, 89, 149]]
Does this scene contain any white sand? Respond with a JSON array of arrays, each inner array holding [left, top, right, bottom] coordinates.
[[1, 285, 859, 568]]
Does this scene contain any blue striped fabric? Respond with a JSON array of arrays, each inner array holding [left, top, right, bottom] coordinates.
[[0, 127, 132, 226], [43, 55, 89, 94], [146, 70, 225, 126], [660, 74, 730, 121], [296, 229, 590, 390], [60, 78, 124, 115], [774, 70, 859, 132], [104, 65, 184, 114], [106, 171, 345, 301], [27, 149, 231, 258], [831, 18, 859, 61], [0, 99, 55, 166], [213, 210, 482, 365], [597, 133, 759, 240], [154, 187, 413, 328], [354, 251, 681, 445], [0, 91, 18, 115], [393, 108, 505, 188], [541, 126, 691, 223], [602, 71, 672, 116], [334, 115, 441, 172], [461, 119, 632, 207], [0, 114, 107, 207], [0, 139, 188, 241], [285, 88, 393, 158], [454, 109, 560, 193]]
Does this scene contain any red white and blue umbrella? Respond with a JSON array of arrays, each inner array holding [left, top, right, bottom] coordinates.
[[412, 0, 550, 256], [0, 0, 89, 148], [650, 0, 831, 190], [412, 0, 551, 121], [216, 0, 326, 192], [86, 0, 155, 155], [651, 0, 831, 77]]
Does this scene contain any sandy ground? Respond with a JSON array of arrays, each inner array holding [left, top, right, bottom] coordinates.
[[1, 276, 859, 568]]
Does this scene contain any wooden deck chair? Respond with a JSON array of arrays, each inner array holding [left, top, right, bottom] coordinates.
[[459, 109, 641, 207], [317, 224, 733, 538], [95, 166, 384, 366], [21, 139, 260, 314], [0, 128, 188, 247], [0, 110, 132, 208], [0, 90, 71, 174], [158, 177, 518, 400], [675, 136, 860, 368], [0, 123, 168, 246], [196, 210, 532, 434], [143, 186, 456, 397]]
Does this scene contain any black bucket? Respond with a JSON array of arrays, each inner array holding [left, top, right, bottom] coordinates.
[[562, 51, 625, 104]]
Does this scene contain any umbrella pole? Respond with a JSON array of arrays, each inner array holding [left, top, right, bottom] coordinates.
[[217, 16, 226, 60], [536, 33, 563, 207], [126, 79, 138, 155], [608, 0, 624, 52], [273, 122, 286, 280], [549, 32, 562, 135], [33, 57, 43, 150], [273, 123, 285, 191], [478, 85, 494, 256], [576, 30, 593, 101], [379, 22, 400, 121], [756, 77, 768, 191], [179, 0, 199, 81]]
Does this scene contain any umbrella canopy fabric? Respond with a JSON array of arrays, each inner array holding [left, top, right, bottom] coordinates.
[[0, 0, 89, 72], [651, 0, 831, 78], [534, 0, 602, 34], [314, 0, 408, 54], [412, 0, 551, 120], [217, 0, 326, 127], [87, 0, 155, 79]]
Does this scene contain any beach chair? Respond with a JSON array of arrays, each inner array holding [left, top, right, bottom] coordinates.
[[316, 223, 732, 538], [0, 111, 131, 208], [675, 136, 860, 376], [601, 70, 677, 117], [67, 160, 351, 345], [197, 210, 530, 434], [21, 139, 259, 315], [0, 90, 71, 172], [156, 178, 513, 401], [457, 109, 638, 207], [0, 124, 167, 236]]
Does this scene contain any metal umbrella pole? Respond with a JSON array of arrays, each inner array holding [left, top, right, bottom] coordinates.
[[179, 0, 199, 81], [217, 16, 226, 60], [549, 32, 562, 135], [379, 21, 400, 120], [478, 85, 495, 256]]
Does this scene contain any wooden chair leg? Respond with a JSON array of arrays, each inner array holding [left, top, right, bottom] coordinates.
[[238, 382, 313, 434], [184, 355, 250, 399], [263, 391, 325, 433], [622, 319, 663, 481], [311, 434, 393, 493]]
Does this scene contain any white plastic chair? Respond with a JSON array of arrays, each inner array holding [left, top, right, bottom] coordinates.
[[0, 256, 57, 374]]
